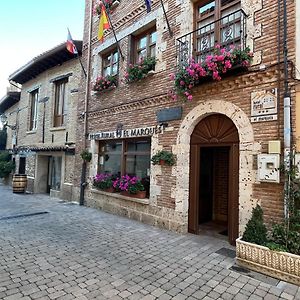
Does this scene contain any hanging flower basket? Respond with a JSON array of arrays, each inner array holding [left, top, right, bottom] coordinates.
[[169, 45, 253, 101]]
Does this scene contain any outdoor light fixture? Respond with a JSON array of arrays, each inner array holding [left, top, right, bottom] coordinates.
[[0, 114, 16, 130]]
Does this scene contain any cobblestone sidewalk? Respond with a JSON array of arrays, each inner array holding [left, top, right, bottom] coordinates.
[[0, 183, 299, 299]]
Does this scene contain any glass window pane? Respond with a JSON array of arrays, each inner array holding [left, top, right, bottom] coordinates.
[[138, 36, 147, 49], [138, 49, 147, 61], [113, 52, 118, 63], [50, 157, 62, 190], [125, 155, 150, 179], [99, 141, 122, 177], [199, 1, 215, 17], [112, 63, 118, 75], [104, 67, 110, 76], [127, 140, 151, 152], [150, 32, 157, 43], [150, 45, 156, 58]]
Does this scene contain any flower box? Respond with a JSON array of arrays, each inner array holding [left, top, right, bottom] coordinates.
[[120, 190, 146, 199], [236, 237, 300, 285]]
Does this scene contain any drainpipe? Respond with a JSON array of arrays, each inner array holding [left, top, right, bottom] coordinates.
[[283, 0, 291, 218], [79, 0, 93, 206]]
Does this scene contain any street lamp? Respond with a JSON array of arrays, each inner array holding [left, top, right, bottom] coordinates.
[[0, 114, 16, 130]]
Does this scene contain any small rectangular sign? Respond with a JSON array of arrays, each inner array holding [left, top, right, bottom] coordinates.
[[157, 107, 182, 122], [251, 114, 278, 123]]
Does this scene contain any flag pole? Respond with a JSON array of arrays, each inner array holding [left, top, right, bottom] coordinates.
[[77, 52, 87, 78], [103, 6, 124, 60], [67, 27, 87, 77], [160, 0, 173, 37]]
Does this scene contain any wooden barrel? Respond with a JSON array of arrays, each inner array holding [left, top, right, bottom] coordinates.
[[12, 174, 27, 193]]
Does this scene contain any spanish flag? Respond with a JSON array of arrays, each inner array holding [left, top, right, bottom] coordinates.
[[98, 5, 110, 42]]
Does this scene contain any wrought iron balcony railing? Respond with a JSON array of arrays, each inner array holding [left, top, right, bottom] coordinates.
[[177, 9, 247, 66]]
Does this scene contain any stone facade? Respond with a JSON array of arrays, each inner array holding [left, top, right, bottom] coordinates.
[[9, 51, 82, 199], [73, 0, 298, 241]]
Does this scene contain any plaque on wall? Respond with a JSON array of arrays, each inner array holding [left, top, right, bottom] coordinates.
[[250, 88, 278, 123], [157, 107, 182, 122]]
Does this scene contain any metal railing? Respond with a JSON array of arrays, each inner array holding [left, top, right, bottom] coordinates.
[[177, 9, 247, 66]]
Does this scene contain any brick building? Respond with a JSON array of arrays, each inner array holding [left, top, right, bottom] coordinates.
[[74, 0, 299, 245], [5, 41, 83, 200]]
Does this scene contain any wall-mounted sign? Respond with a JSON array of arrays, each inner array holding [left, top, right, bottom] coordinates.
[[89, 124, 165, 140], [157, 107, 182, 122], [251, 88, 278, 123]]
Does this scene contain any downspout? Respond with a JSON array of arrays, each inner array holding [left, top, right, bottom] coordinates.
[[79, 0, 93, 206], [283, 0, 291, 218]]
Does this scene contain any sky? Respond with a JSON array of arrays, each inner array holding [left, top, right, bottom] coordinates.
[[0, 0, 85, 97]]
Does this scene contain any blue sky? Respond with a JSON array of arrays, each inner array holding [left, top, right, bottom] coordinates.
[[0, 0, 85, 97]]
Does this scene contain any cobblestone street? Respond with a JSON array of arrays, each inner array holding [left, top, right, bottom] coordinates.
[[0, 183, 299, 300]]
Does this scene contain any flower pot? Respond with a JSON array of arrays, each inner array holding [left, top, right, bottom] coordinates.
[[236, 237, 300, 285], [120, 190, 147, 199], [159, 159, 165, 166], [103, 187, 114, 193]]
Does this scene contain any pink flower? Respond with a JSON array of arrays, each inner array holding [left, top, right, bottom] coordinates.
[[169, 73, 175, 80], [180, 80, 185, 86], [215, 44, 221, 49], [187, 95, 193, 101], [224, 60, 232, 69]]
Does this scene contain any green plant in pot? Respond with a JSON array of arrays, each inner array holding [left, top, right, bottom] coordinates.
[[80, 149, 92, 162], [151, 150, 175, 166]]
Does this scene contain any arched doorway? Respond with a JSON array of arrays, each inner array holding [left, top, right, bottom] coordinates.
[[189, 114, 239, 245]]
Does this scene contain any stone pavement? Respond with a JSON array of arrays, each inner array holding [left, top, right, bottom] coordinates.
[[0, 183, 299, 300]]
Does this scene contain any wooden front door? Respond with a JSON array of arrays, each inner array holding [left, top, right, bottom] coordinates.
[[189, 114, 239, 245]]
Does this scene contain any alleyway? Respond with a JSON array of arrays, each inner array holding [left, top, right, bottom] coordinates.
[[0, 183, 299, 300]]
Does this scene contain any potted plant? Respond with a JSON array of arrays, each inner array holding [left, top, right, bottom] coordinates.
[[117, 174, 146, 198], [80, 149, 92, 162], [92, 74, 117, 93], [151, 150, 175, 166], [93, 0, 120, 15], [124, 57, 156, 83], [92, 173, 115, 192], [169, 45, 253, 101], [236, 203, 300, 285], [0, 151, 15, 185]]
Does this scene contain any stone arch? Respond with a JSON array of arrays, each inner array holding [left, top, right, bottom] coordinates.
[[172, 100, 260, 235]]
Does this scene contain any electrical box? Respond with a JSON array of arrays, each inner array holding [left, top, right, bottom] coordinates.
[[268, 140, 281, 154], [258, 154, 280, 183]]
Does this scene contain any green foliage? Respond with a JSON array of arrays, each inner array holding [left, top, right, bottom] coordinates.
[[0, 128, 7, 150], [151, 150, 176, 166], [265, 242, 288, 252], [80, 149, 92, 162], [125, 57, 156, 83], [0, 151, 15, 178], [242, 205, 268, 246]]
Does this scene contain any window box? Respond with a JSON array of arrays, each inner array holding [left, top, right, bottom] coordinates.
[[92, 74, 118, 94], [236, 237, 300, 286]]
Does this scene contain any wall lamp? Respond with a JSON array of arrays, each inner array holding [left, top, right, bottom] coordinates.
[[0, 114, 16, 130]]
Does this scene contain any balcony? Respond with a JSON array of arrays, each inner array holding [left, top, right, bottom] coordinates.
[[177, 9, 247, 66]]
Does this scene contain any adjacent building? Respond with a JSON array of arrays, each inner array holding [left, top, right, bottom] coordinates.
[[6, 41, 83, 200]]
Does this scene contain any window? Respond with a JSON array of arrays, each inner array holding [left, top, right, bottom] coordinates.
[[48, 156, 62, 191], [54, 78, 68, 127], [102, 49, 119, 77], [98, 139, 151, 194], [195, 0, 241, 61], [135, 29, 157, 63], [29, 89, 38, 130]]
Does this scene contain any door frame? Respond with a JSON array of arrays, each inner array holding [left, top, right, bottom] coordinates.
[[189, 142, 239, 245]]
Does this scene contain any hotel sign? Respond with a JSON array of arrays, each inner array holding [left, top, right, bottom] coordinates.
[[89, 124, 165, 140], [251, 88, 278, 123]]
